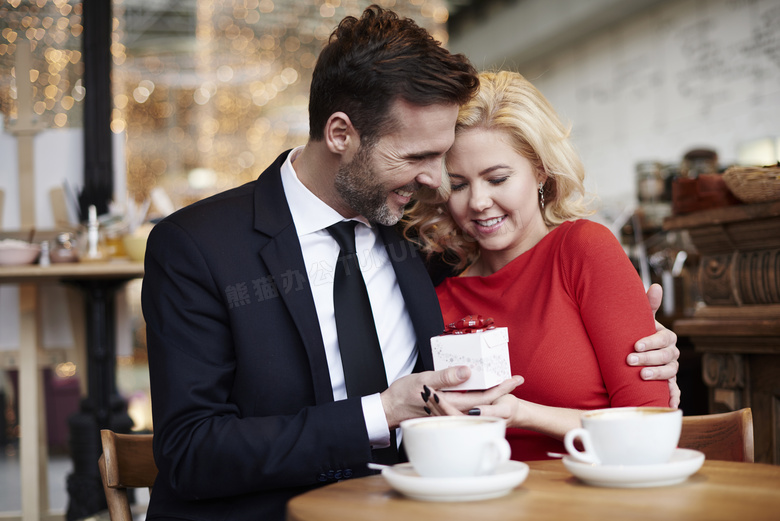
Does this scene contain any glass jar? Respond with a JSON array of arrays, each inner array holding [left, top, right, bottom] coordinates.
[[636, 161, 665, 204], [50, 232, 80, 263]]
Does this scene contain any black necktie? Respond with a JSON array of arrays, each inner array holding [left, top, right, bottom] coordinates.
[[327, 221, 398, 464]]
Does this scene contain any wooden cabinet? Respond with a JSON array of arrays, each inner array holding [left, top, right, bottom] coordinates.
[[665, 201, 780, 464]]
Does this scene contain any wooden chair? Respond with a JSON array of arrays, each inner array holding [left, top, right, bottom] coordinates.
[[99, 429, 158, 521], [679, 408, 754, 463]]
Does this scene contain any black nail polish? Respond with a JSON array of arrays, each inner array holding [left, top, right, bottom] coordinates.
[[468, 408, 481, 416], [421, 391, 429, 402], [423, 385, 431, 398], [433, 394, 440, 404], [424, 406, 432, 415]]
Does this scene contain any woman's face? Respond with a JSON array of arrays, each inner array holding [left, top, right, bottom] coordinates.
[[445, 127, 549, 270]]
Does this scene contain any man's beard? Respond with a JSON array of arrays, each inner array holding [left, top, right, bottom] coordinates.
[[334, 144, 409, 226]]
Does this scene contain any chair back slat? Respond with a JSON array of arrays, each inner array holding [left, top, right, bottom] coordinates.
[[99, 429, 158, 521], [679, 408, 754, 463]]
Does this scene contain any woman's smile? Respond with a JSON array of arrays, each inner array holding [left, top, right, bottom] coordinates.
[[473, 215, 508, 233]]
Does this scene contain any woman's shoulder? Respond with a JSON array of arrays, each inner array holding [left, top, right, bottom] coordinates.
[[554, 219, 627, 270], [557, 219, 619, 247]]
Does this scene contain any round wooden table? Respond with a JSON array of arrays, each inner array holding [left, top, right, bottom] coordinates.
[[286, 459, 780, 521]]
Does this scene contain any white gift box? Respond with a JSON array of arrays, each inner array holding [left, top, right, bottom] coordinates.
[[430, 327, 511, 391]]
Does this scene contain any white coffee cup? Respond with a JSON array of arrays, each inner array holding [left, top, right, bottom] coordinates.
[[401, 416, 511, 478], [563, 407, 682, 466]]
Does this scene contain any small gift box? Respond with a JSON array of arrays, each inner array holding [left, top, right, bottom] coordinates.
[[430, 315, 511, 391]]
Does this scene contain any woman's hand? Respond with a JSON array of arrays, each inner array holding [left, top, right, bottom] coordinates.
[[422, 381, 583, 441], [424, 390, 527, 427], [419, 376, 525, 416], [422, 377, 524, 421], [383, 371, 522, 429]]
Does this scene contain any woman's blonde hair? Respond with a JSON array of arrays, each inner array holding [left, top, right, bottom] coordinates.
[[403, 70, 592, 271]]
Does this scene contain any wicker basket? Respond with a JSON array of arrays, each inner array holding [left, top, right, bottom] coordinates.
[[722, 164, 780, 204]]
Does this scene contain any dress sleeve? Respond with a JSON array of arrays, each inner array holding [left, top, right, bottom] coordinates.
[[560, 221, 669, 407]]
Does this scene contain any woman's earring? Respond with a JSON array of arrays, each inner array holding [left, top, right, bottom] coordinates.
[[538, 182, 545, 209]]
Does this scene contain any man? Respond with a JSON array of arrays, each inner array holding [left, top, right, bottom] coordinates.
[[142, 6, 679, 520]]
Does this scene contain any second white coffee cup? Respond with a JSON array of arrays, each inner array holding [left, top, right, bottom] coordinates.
[[401, 416, 511, 478], [564, 406, 682, 466]]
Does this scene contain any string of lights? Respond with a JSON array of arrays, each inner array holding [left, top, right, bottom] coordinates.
[[1, 0, 452, 210]]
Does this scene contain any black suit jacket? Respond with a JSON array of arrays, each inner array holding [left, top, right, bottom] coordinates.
[[141, 150, 443, 520]]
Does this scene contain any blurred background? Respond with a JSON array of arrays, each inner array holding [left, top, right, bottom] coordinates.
[[1, 0, 779, 518]]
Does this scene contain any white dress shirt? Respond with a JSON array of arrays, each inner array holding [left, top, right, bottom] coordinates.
[[280, 146, 418, 449]]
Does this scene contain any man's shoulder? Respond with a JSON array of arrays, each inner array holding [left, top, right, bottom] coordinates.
[[157, 182, 257, 235], [180, 182, 256, 214]]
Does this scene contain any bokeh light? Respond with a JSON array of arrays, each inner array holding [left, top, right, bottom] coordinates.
[[1, 0, 451, 209]]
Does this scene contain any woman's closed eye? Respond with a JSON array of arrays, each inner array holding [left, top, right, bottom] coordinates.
[[450, 176, 508, 192], [448, 174, 467, 191]]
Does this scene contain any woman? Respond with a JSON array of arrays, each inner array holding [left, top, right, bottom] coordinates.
[[403, 71, 670, 461]]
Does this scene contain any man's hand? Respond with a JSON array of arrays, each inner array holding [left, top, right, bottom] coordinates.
[[627, 283, 681, 407], [380, 367, 523, 429]]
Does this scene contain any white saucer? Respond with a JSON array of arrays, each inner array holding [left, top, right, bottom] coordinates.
[[562, 448, 705, 488], [381, 461, 529, 502]]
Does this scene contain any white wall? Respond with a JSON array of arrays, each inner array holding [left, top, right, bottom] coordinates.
[[0, 127, 128, 351], [0, 127, 127, 229], [452, 0, 780, 205]]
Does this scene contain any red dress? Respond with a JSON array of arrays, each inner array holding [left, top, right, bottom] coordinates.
[[435, 220, 670, 461]]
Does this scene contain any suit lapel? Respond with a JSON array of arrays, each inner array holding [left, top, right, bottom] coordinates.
[[253, 152, 334, 403], [252, 152, 443, 393], [378, 225, 443, 371]]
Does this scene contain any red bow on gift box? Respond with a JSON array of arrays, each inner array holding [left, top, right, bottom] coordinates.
[[443, 315, 496, 335]]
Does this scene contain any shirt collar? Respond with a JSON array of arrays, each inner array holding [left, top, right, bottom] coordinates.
[[281, 145, 372, 236]]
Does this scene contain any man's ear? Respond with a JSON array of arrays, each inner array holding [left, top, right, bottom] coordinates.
[[324, 111, 357, 155]]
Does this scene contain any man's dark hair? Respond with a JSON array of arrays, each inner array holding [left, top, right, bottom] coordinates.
[[308, 5, 479, 144]]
